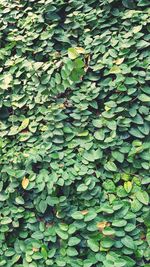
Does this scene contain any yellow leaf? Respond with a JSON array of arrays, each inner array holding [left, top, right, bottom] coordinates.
[[124, 181, 132, 193], [133, 25, 142, 34], [23, 153, 29, 158], [115, 58, 124, 65], [56, 211, 61, 218], [109, 65, 121, 74], [68, 47, 85, 59], [122, 173, 130, 181], [58, 104, 65, 109], [22, 177, 29, 189], [18, 118, 29, 132], [68, 48, 79, 59], [105, 106, 111, 111], [32, 247, 39, 252], [100, 246, 109, 252], [1, 74, 13, 90], [75, 47, 86, 54]]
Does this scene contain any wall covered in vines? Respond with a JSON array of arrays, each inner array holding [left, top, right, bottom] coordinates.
[[0, 0, 150, 266]]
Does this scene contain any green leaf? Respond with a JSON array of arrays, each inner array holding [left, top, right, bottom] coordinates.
[[1, 217, 12, 225], [77, 184, 88, 192], [138, 94, 150, 102], [129, 128, 145, 138], [122, 174, 130, 181], [121, 236, 135, 250], [71, 211, 84, 220], [112, 151, 124, 163], [67, 247, 78, 256], [70, 68, 84, 82], [94, 129, 105, 140], [77, 130, 89, 137], [124, 223, 136, 232], [15, 196, 25, 205], [92, 119, 103, 128], [101, 237, 114, 248], [131, 198, 143, 212], [83, 149, 102, 162], [8, 126, 19, 136], [84, 210, 97, 222], [105, 161, 117, 172], [125, 77, 137, 85], [87, 239, 99, 252], [68, 237, 80, 246], [135, 191, 149, 205], [106, 120, 117, 130], [137, 40, 150, 49], [102, 227, 115, 236], [122, 0, 136, 8], [143, 211, 150, 227], [31, 231, 44, 240], [112, 220, 127, 227], [138, 0, 150, 6], [117, 84, 127, 92], [146, 232, 150, 246], [39, 200, 47, 213], [55, 228, 69, 240], [74, 58, 85, 69], [41, 245, 48, 259], [103, 180, 116, 193]]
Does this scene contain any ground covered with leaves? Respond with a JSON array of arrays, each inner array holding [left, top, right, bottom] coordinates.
[[0, 0, 150, 266]]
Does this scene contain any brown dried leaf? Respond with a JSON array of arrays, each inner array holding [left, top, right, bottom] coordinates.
[[97, 221, 110, 232], [80, 210, 88, 215], [32, 247, 39, 252]]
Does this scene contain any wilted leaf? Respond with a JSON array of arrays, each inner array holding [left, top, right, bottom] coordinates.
[[97, 221, 110, 232], [80, 210, 88, 215]]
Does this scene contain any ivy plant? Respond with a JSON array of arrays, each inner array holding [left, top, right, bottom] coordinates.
[[0, 0, 150, 267]]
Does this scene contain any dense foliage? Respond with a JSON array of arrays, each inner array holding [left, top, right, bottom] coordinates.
[[0, 0, 150, 266]]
